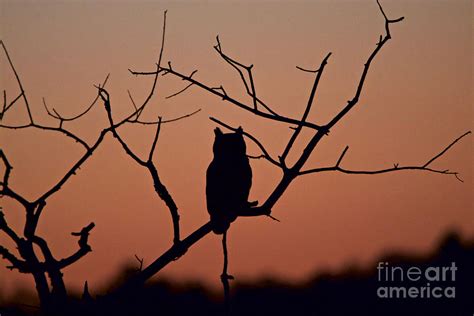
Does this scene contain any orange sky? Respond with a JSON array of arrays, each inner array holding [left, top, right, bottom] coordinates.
[[0, 0, 472, 302]]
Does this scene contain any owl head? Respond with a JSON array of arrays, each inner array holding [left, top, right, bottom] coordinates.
[[212, 127, 247, 158]]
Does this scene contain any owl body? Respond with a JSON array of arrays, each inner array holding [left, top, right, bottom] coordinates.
[[206, 127, 252, 234]]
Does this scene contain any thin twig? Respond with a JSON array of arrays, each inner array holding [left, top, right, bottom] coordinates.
[[118, 10, 168, 125], [134, 254, 144, 272], [299, 131, 471, 182], [42, 74, 110, 122], [326, 1, 404, 130], [132, 108, 201, 125], [296, 65, 320, 73], [148, 117, 162, 161], [156, 64, 324, 130], [165, 82, 194, 99], [280, 52, 332, 164], [423, 131, 471, 167], [0, 40, 33, 123]]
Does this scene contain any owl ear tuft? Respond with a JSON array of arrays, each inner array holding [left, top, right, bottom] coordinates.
[[214, 127, 223, 137], [236, 126, 243, 134]]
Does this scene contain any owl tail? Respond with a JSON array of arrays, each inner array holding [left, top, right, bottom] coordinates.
[[211, 217, 230, 235]]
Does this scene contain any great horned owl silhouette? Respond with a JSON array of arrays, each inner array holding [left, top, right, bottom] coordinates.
[[206, 127, 252, 234]]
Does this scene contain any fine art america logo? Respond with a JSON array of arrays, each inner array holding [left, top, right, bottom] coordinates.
[[376, 262, 457, 299]]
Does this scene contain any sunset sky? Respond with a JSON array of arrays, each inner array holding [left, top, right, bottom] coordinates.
[[0, 0, 472, 303]]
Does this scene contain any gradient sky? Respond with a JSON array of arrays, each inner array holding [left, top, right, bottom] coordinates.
[[0, 0, 472, 303]]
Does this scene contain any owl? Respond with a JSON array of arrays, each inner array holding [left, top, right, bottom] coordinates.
[[206, 127, 252, 234]]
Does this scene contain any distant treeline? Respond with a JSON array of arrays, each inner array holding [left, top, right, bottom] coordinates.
[[1, 231, 473, 316]]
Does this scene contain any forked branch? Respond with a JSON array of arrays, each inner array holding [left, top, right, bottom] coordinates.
[[299, 131, 471, 182]]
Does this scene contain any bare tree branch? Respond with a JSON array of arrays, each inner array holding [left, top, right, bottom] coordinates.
[[0, 245, 30, 273], [423, 131, 470, 168], [24, 200, 46, 239], [0, 208, 22, 244], [148, 117, 162, 161], [31, 236, 55, 263], [57, 223, 95, 269], [165, 82, 194, 99], [0, 40, 33, 123], [35, 129, 108, 203], [280, 52, 332, 165], [0, 123, 91, 150], [131, 108, 201, 125], [0, 73, 109, 152], [2, 93, 23, 119], [116, 222, 212, 293], [214, 36, 276, 115], [299, 131, 471, 182], [119, 10, 168, 125], [99, 88, 147, 166], [326, 1, 404, 130], [134, 254, 144, 272], [0, 151, 32, 208], [42, 74, 109, 123], [0, 186, 31, 208], [0, 149, 12, 186], [126, 89, 141, 121], [96, 12, 184, 245], [296, 65, 320, 73], [153, 64, 326, 130], [97, 84, 190, 245]]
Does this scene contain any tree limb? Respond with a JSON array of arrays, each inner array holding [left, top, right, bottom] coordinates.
[[280, 52, 332, 164], [57, 223, 95, 269], [0, 40, 33, 123], [299, 131, 471, 182], [0, 245, 30, 273]]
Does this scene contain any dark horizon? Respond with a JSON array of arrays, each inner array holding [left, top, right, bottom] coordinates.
[[2, 230, 472, 315]]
